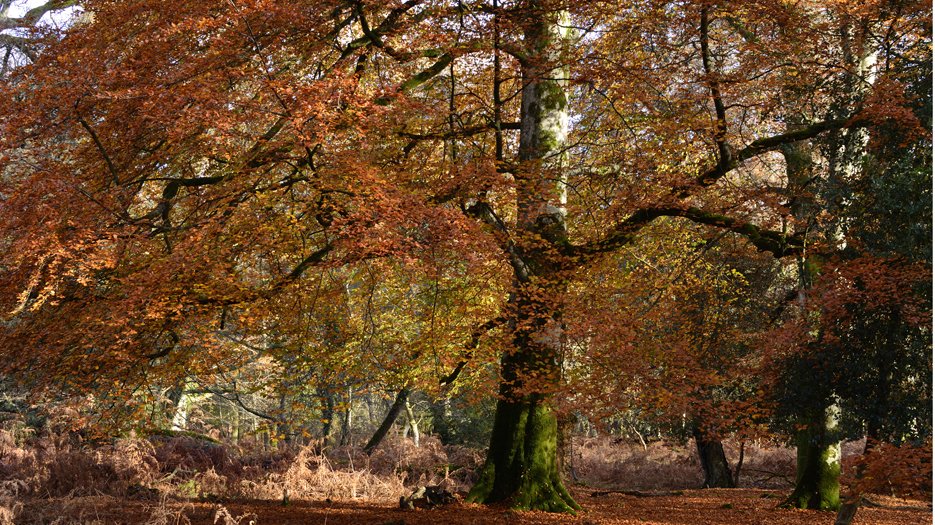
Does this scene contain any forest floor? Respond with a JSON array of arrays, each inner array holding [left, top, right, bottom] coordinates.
[[3, 434, 930, 524], [17, 488, 932, 525]]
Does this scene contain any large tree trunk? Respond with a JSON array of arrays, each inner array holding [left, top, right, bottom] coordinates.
[[785, 404, 841, 510], [780, 89, 842, 510], [467, 4, 579, 513], [467, 349, 578, 512], [692, 425, 735, 488]]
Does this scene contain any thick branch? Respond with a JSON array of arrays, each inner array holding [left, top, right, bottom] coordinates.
[[463, 200, 531, 281], [576, 114, 866, 257], [576, 207, 803, 258], [675, 116, 862, 198], [671, 207, 803, 256], [399, 121, 520, 141], [339, 0, 423, 60]]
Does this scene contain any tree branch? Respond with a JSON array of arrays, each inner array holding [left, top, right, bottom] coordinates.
[[575, 207, 803, 258], [700, 6, 732, 172], [574, 114, 867, 257], [399, 121, 520, 141], [439, 315, 507, 386], [674, 116, 864, 199], [76, 114, 120, 186], [0, 0, 76, 32]]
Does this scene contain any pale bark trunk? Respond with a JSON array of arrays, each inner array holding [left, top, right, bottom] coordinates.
[[170, 380, 197, 431], [403, 398, 420, 447], [340, 386, 352, 446]]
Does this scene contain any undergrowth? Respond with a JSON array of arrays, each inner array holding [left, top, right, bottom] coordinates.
[[0, 421, 912, 524]]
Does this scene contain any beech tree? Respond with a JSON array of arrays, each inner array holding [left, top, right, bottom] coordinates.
[[0, 0, 928, 512]]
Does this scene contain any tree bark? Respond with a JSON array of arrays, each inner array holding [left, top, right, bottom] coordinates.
[[467, 4, 579, 513], [780, 90, 842, 510], [784, 404, 841, 510], [340, 386, 352, 446], [692, 425, 735, 488], [318, 388, 336, 451], [170, 380, 196, 431], [403, 398, 420, 447], [429, 396, 454, 444], [467, 353, 578, 511], [833, 501, 860, 525], [363, 387, 410, 455]]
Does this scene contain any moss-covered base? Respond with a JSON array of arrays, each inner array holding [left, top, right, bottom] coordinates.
[[468, 461, 579, 513], [783, 422, 841, 511], [466, 396, 580, 513]]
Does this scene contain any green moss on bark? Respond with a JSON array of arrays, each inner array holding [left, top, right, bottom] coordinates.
[[467, 396, 580, 513], [785, 408, 841, 511]]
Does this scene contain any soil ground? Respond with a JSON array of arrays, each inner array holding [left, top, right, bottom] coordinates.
[[19, 487, 932, 525]]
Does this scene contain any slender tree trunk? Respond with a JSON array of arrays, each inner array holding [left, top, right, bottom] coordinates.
[[430, 396, 454, 444], [692, 424, 735, 488], [467, 4, 579, 513], [403, 398, 420, 447], [363, 387, 410, 455], [340, 386, 352, 446], [276, 392, 294, 445], [319, 388, 336, 450], [734, 441, 745, 486]]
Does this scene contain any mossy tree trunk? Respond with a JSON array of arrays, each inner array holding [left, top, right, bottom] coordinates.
[[785, 404, 841, 510], [467, 382, 579, 511], [780, 103, 842, 511], [467, 293, 580, 511], [467, 3, 579, 513]]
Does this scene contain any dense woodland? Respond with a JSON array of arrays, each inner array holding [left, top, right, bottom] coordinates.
[[0, 0, 931, 524]]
